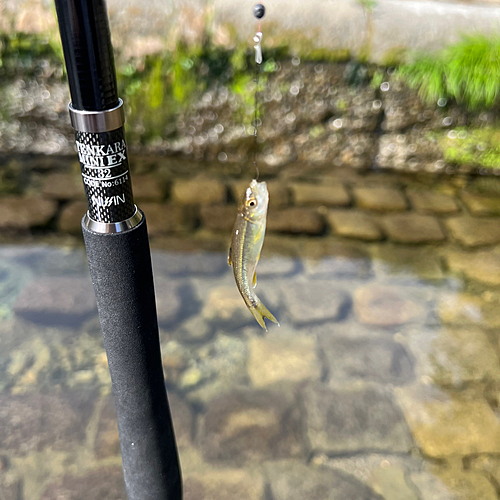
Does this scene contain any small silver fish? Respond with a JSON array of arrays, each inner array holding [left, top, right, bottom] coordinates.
[[228, 179, 279, 331]]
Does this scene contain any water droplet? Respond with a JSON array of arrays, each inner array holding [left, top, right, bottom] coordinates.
[[447, 130, 457, 139], [333, 118, 343, 129], [372, 100, 382, 110], [442, 117, 453, 126], [218, 152, 228, 162], [291, 56, 301, 66], [215, 124, 224, 134], [437, 98, 447, 107], [290, 85, 300, 96], [380, 82, 390, 91]]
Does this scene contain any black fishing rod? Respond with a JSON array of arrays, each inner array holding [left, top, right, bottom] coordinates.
[[53, 1, 182, 498]]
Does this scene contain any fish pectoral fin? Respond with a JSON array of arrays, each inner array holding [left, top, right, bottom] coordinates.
[[227, 247, 232, 267], [253, 271, 257, 288], [249, 300, 279, 332]]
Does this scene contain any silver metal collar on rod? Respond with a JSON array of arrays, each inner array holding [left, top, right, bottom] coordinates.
[[83, 206, 143, 233], [69, 98, 125, 133]]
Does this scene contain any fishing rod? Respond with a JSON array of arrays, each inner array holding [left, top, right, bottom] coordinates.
[[53, 1, 182, 499]]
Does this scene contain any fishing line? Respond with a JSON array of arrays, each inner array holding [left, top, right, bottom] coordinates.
[[252, 4, 265, 180]]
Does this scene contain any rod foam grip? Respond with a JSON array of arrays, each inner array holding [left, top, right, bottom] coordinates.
[[82, 213, 182, 500]]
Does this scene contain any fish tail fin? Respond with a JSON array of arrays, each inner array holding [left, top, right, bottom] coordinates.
[[250, 300, 279, 332]]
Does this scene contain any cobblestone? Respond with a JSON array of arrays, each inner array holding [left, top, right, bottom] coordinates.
[[327, 210, 383, 241], [41, 173, 85, 200], [141, 203, 188, 236], [407, 190, 458, 215], [382, 214, 445, 243], [445, 249, 500, 286], [0, 197, 57, 230], [461, 190, 500, 216], [267, 208, 325, 235], [446, 216, 500, 247], [58, 201, 87, 234], [354, 187, 407, 212], [396, 385, 500, 457], [303, 384, 413, 453], [281, 281, 350, 325], [291, 183, 350, 206], [131, 174, 167, 201], [248, 334, 320, 387], [200, 388, 303, 463], [172, 177, 226, 205], [354, 284, 427, 327]]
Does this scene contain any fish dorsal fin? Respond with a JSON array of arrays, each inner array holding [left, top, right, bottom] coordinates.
[[253, 271, 257, 288], [228, 246, 232, 267]]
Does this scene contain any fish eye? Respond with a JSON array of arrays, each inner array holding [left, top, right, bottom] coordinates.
[[248, 199, 257, 207]]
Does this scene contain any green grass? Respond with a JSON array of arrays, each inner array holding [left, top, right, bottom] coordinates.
[[396, 35, 500, 109], [436, 127, 500, 169]]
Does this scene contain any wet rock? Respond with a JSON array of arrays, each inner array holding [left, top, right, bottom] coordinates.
[[281, 281, 350, 326], [470, 456, 500, 490], [0, 477, 21, 500], [303, 384, 413, 453], [291, 182, 350, 206], [131, 174, 167, 201], [141, 203, 189, 236], [446, 216, 500, 247], [40, 467, 126, 500], [382, 214, 445, 243], [411, 467, 497, 500], [395, 385, 500, 457], [13, 277, 96, 326], [94, 395, 120, 459], [0, 197, 57, 229], [200, 204, 235, 232], [200, 388, 303, 463], [406, 326, 500, 387], [172, 177, 226, 205], [255, 255, 298, 277], [40, 172, 85, 200], [354, 284, 427, 327], [377, 133, 443, 171], [445, 249, 500, 286], [0, 390, 95, 455], [184, 469, 264, 500], [267, 208, 325, 235], [467, 177, 500, 197], [58, 201, 87, 234], [303, 242, 372, 279], [248, 333, 320, 387], [407, 190, 458, 215], [320, 454, 422, 500], [354, 187, 407, 212], [182, 334, 249, 402], [437, 293, 500, 327], [327, 210, 383, 241], [371, 245, 444, 281], [201, 285, 253, 328], [266, 460, 383, 500], [174, 315, 213, 343], [154, 277, 183, 326], [319, 334, 415, 385], [461, 190, 500, 216], [152, 251, 228, 277]]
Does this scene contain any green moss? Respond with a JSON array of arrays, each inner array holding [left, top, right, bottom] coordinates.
[[0, 33, 64, 78], [436, 127, 500, 169], [396, 35, 500, 110]]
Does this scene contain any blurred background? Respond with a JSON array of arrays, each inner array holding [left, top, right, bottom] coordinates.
[[2, 0, 500, 499]]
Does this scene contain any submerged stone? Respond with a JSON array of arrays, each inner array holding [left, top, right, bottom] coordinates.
[[328, 210, 383, 241], [446, 216, 500, 247], [395, 385, 500, 458], [266, 460, 384, 500], [303, 384, 413, 453], [13, 277, 96, 327], [354, 187, 407, 212], [200, 388, 303, 463], [319, 334, 415, 385], [382, 214, 445, 243], [248, 333, 320, 387]]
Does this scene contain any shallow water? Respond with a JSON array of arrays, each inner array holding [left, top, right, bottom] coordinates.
[[1, 231, 499, 500]]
